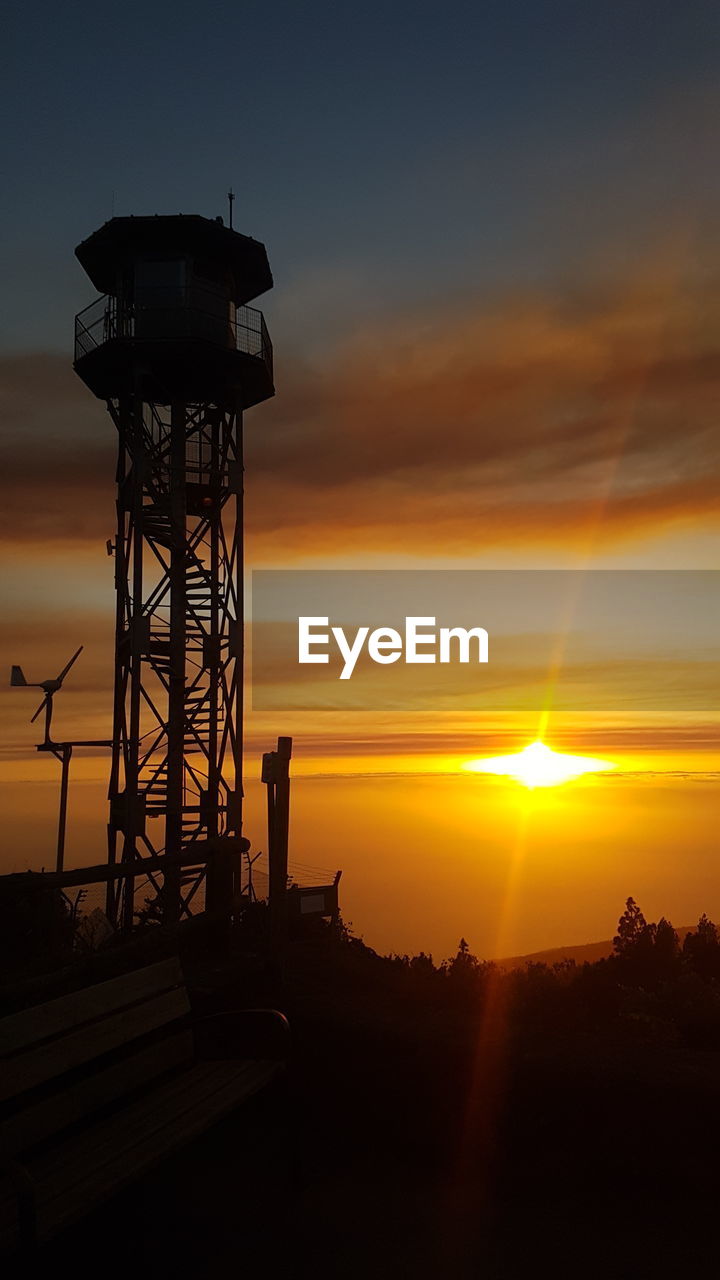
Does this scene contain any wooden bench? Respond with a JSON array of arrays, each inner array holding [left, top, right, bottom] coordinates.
[[0, 957, 289, 1254]]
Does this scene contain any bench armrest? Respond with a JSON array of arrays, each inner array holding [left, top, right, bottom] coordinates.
[[193, 1008, 290, 1062]]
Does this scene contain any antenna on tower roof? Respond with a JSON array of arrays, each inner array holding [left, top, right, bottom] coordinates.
[[227, 188, 235, 230]]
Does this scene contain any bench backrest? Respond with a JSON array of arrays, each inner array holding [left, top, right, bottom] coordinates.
[[0, 957, 193, 1159]]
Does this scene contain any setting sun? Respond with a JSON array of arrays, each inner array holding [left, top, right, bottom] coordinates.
[[463, 740, 616, 788]]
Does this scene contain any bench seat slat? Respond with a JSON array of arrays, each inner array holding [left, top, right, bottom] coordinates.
[[0, 987, 190, 1104], [0, 1030, 195, 1159], [1, 958, 183, 1057], [0, 1060, 282, 1247], [33, 1058, 272, 1186]]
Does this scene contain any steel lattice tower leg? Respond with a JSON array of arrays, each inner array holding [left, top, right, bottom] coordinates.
[[105, 395, 244, 927]]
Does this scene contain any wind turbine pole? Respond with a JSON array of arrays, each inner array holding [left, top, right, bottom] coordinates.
[[43, 693, 54, 746], [56, 744, 73, 873]]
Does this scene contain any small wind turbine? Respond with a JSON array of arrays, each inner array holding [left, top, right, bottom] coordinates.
[[11, 646, 83, 746], [9, 645, 98, 873]]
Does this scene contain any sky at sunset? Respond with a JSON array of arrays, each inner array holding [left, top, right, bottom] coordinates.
[[1, 1, 718, 959]]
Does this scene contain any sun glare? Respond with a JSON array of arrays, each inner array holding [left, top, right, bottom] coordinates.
[[463, 740, 616, 788]]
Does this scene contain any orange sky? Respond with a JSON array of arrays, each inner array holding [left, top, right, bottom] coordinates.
[[1, 252, 718, 958]]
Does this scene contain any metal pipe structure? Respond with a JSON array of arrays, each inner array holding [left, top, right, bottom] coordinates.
[[35, 738, 112, 874], [263, 735, 293, 948], [73, 214, 274, 926]]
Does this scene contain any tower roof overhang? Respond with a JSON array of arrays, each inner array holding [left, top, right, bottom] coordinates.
[[75, 214, 273, 305]]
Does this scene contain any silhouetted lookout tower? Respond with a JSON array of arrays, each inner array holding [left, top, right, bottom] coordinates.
[[74, 214, 274, 928]]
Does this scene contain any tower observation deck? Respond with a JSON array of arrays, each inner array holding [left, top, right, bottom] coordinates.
[[74, 213, 274, 927]]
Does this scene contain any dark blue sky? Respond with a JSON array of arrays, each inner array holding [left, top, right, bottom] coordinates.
[[3, 0, 719, 351]]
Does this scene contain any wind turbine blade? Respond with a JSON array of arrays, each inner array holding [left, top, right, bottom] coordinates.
[[56, 645, 83, 686], [31, 697, 48, 724]]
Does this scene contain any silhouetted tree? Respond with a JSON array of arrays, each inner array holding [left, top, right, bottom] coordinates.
[[653, 917, 680, 978], [442, 938, 486, 997], [448, 937, 477, 971], [613, 900, 682, 986], [614, 898, 653, 955], [683, 914, 720, 982]]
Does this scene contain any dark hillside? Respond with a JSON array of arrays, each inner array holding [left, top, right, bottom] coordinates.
[[17, 901, 720, 1278]]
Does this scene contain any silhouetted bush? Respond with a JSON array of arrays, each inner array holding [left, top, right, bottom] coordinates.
[[0, 877, 74, 976]]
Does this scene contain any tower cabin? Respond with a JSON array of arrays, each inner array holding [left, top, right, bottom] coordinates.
[[73, 213, 274, 407]]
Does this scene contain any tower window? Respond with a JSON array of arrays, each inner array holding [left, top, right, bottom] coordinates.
[[135, 259, 186, 306]]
